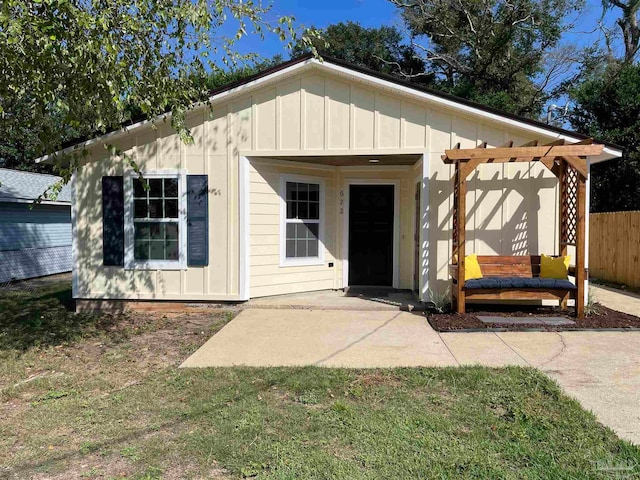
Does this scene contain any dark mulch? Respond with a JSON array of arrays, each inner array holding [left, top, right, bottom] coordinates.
[[428, 304, 640, 331]]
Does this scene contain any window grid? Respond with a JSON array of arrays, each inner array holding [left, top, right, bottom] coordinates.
[[132, 177, 180, 262], [284, 181, 320, 259]]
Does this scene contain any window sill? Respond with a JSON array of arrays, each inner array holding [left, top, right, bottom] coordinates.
[[279, 257, 325, 268], [126, 261, 187, 271]]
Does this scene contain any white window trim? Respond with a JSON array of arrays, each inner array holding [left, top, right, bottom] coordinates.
[[124, 169, 188, 270], [279, 174, 326, 267]]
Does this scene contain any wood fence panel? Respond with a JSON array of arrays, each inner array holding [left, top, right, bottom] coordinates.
[[590, 211, 640, 287]]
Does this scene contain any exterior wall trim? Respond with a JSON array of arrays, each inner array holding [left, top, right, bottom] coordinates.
[[239, 156, 250, 300], [71, 172, 78, 298], [245, 157, 335, 172], [420, 153, 430, 301], [342, 178, 401, 289]]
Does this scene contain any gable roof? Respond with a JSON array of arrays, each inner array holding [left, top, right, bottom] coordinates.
[[0, 168, 71, 204], [38, 53, 623, 163]]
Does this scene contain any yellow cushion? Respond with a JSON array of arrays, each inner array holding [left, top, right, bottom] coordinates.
[[464, 254, 483, 280], [540, 254, 570, 280]]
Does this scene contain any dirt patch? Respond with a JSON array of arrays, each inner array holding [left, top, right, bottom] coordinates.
[[0, 309, 236, 479], [23, 452, 230, 480], [428, 304, 640, 331]]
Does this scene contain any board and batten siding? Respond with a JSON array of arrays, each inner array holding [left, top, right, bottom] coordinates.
[[74, 67, 562, 300], [0, 202, 72, 283], [249, 160, 337, 297]]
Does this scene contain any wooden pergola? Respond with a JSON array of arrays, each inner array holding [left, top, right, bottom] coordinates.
[[442, 139, 604, 318]]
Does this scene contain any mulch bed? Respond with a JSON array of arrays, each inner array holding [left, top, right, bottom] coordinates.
[[428, 304, 640, 332]]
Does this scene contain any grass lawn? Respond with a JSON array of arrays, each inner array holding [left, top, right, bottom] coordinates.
[[1, 278, 639, 479]]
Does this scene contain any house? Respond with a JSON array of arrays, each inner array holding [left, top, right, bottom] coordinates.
[[36, 54, 622, 308], [0, 168, 72, 283]]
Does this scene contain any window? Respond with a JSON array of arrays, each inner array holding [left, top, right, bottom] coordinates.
[[280, 176, 324, 266], [125, 172, 187, 269]]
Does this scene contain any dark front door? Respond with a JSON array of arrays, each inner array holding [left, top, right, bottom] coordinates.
[[348, 184, 394, 286]]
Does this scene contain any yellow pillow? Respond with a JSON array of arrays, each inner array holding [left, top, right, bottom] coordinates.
[[540, 254, 570, 280], [464, 254, 483, 280]]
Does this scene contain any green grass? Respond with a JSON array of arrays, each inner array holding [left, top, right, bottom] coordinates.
[[0, 279, 639, 479]]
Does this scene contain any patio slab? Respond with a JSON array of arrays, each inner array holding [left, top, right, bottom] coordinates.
[[591, 284, 640, 316], [181, 309, 457, 368], [246, 288, 423, 311]]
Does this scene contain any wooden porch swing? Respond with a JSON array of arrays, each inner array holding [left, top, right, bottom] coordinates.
[[443, 138, 604, 318]]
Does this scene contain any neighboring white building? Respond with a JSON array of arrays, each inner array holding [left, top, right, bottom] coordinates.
[[0, 168, 72, 283]]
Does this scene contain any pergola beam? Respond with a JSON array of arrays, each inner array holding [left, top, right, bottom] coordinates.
[[443, 144, 603, 162], [562, 155, 589, 178]]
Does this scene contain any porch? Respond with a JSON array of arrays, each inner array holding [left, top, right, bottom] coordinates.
[[241, 153, 427, 299]]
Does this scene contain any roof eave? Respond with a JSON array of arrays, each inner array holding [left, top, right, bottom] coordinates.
[[35, 53, 624, 163], [35, 56, 317, 164], [0, 197, 71, 205]]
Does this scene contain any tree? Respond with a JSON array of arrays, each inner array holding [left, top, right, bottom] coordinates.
[[569, 62, 640, 211], [0, 96, 71, 173], [391, 0, 583, 117], [292, 21, 432, 85], [603, 0, 640, 63], [0, 0, 309, 187]]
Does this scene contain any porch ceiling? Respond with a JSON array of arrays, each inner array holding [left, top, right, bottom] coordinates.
[[268, 154, 422, 166]]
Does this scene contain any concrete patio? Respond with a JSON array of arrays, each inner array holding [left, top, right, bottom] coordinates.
[[591, 284, 640, 316], [182, 303, 640, 444], [181, 309, 453, 368]]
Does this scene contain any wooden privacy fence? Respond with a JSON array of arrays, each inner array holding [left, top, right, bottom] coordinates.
[[590, 211, 640, 288]]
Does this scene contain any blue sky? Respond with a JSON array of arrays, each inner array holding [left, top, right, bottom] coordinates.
[[223, 0, 401, 60], [233, 0, 623, 62], [218, 0, 623, 109]]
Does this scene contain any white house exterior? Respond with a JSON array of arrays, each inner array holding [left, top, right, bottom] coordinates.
[[39, 55, 621, 305]]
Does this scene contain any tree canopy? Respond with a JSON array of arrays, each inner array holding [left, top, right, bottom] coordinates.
[[292, 21, 432, 85], [2, 0, 640, 212], [0, 0, 310, 180], [569, 62, 640, 211], [391, 0, 583, 117]]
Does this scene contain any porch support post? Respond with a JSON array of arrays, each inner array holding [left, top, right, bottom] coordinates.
[[455, 162, 466, 313], [575, 163, 587, 318]]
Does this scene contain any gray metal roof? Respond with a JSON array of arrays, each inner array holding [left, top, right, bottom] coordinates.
[[0, 168, 71, 204]]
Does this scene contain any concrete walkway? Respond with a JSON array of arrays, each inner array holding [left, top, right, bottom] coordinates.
[[182, 308, 640, 444], [591, 284, 640, 316], [181, 309, 455, 368]]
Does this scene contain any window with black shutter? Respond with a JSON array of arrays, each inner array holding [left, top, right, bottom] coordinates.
[[123, 172, 192, 270]]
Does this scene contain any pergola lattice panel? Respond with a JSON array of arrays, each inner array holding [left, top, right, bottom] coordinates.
[[561, 165, 579, 246]]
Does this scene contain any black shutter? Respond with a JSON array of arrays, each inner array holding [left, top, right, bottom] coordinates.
[[187, 175, 209, 266], [102, 176, 125, 266]]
